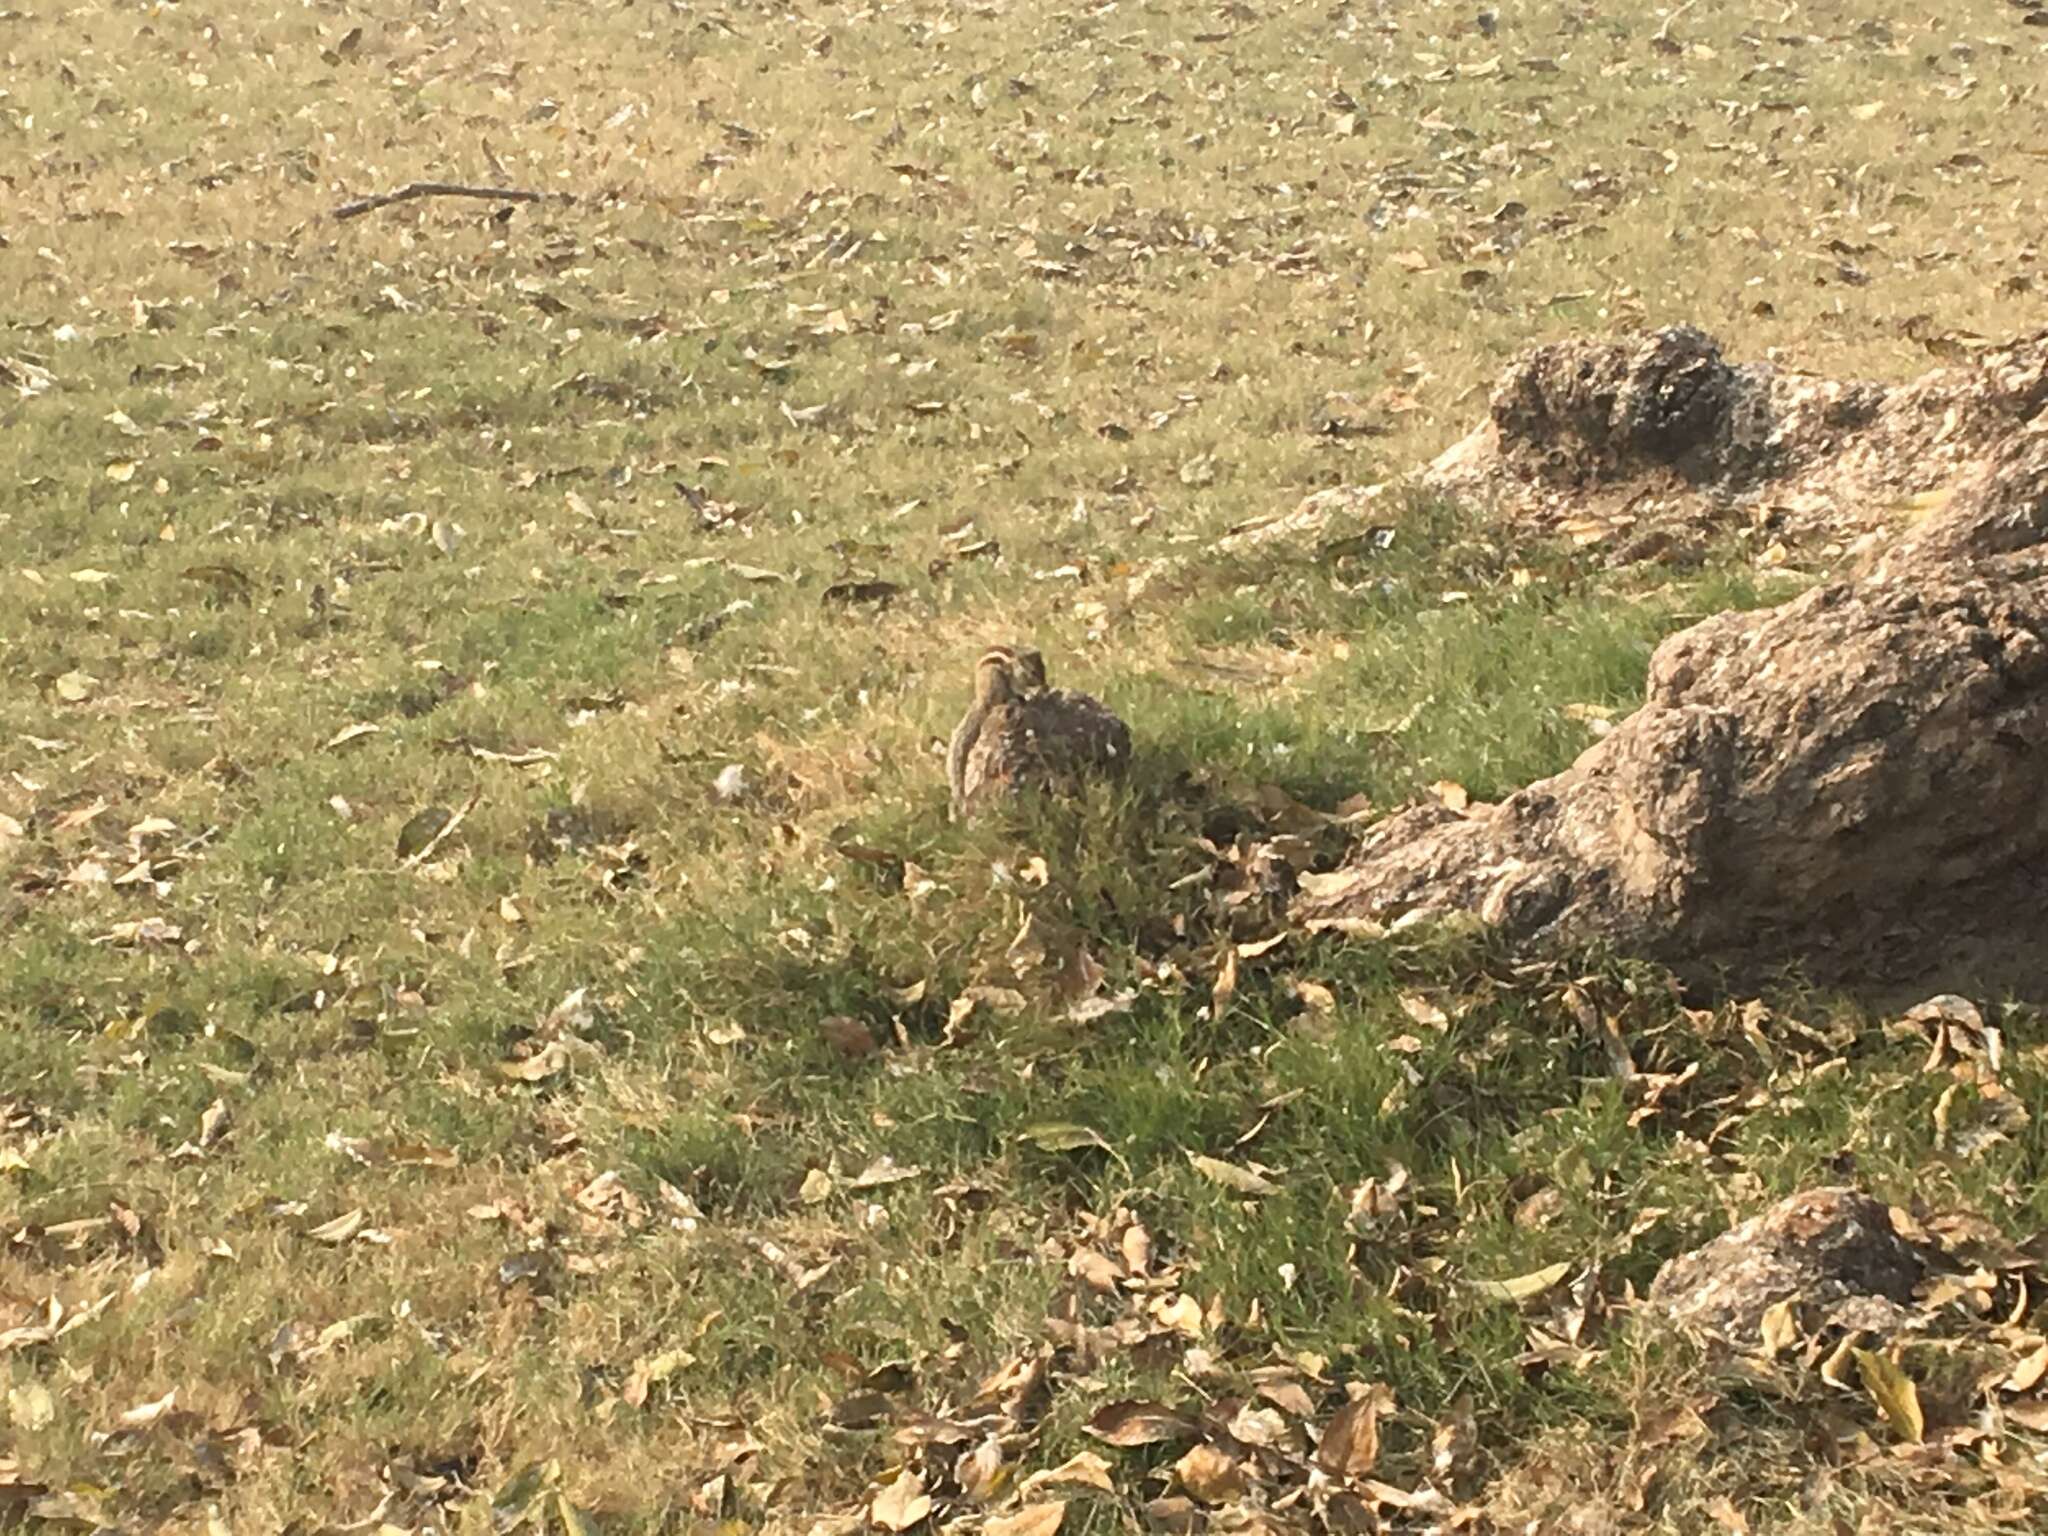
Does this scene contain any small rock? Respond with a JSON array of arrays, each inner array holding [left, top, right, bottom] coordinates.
[[1647, 1187, 1924, 1347]]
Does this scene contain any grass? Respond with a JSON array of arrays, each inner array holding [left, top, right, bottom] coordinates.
[[5, 0, 2048, 1530]]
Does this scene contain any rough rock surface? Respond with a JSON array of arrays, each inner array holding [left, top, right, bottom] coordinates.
[[1647, 1188, 1925, 1347], [1426, 325, 2048, 560], [1297, 391, 2048, 996], [958, 687, 1133, 820]]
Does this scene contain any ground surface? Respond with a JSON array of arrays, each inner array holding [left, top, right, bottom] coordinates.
[[5, 0, 2048, 1531]]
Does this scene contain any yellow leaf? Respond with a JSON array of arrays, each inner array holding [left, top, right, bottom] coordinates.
[[1758, 1298, 1800, 1358], [1467, 1260, 1570, 1302], [1853, 1348, 1924, 1443]]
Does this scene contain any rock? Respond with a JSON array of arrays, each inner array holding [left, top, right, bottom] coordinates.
[[1424, 324, 2048, 561], [957, 683, 1133, 821], [1871, 425, 2048, 574], [1485, 323, 1743, 478], [1297, 365, 2048, 997], [1647, 1188, 1924, 1346]]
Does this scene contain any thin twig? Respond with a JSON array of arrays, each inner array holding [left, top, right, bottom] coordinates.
[[332, 181, 546, 221], [401, 787, 483, 869], [1653, 0, 1699, 45]]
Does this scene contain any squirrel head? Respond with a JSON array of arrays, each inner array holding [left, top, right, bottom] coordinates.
[[1009, 645, 1048, 695], [974, 647, 1023, 707]]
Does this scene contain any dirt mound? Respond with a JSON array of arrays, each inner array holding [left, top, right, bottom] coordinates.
[[1648, 1188, 1925, 1348], [1297, 426, 2048, 997], [1427, 325, 2048, 561]]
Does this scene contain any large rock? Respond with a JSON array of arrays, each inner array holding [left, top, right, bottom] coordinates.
[[1426, 325, 2048, 560], [1297, 418, 2048, 996], [1647, 1188, 1925, 1347]]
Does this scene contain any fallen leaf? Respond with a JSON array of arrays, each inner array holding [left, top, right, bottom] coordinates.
[[1019, 1452, 1114, 1496], [850, 1156, 923, 1189], [870, 1469, 932, 1531], [1853, 1348, 1924, 1443], [986, 1504, 1066, 1536], [1174, 1443, 1248, 1503], [307, 1209, 365, 1244], [1467, 1260, 1571, 1302], [1430, 1394, 1477, 1475], [1188, 1152, 1280, 1197], [1758, 1298, 1800, 1358], [1084, 1400, 1199, 1448], [1398, 993, 1449, 1030], [118, 1389, 177, 1427], [323, 722, 382, 750], [1018, 1122, 1113, 1154], [622, 1347, 695, 1408], [1211, 945, 1238, 1016], [1318, 1386, 1391, 1478], [498, 1040, 570, 1082], [2004, 1341, 2048, 1394]]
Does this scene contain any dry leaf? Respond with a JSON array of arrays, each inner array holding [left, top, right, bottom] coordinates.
[[1018, 1123, 1113, 1155], [1398, 993, 1449, 1030], [498, 1040, 570, 1082], [1019, 1452, 1113, 1496], [1758, 1298, 1800, 1358], [1430, 1393, 1477, 1475], [323, 722, 382, 750], [1467, 1260, 1570, 1302], [1174, 1444, 1248, 1504], [820, 1015, 878, 1059], [622, 1347, 694, 1408], [307, 1208, 365, 1244], [1188, 1152, 1280, 1197], [1211, 944, 1238, 1016], [986, 1504, 1066, 1536], [1853, 1348, 1924, 1443], [118, 1389, 177, 1427], [870, 1470, 932, 1531], [1084, 1400, 1198, 1448], [1318, 1386, 1391, 1478]]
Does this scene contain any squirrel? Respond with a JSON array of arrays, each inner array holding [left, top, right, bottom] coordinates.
[[948, 646, 1024, 821], [949, 643, 1124, 822]]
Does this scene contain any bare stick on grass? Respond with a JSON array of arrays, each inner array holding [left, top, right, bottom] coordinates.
[[332, 181, 546, 221]]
